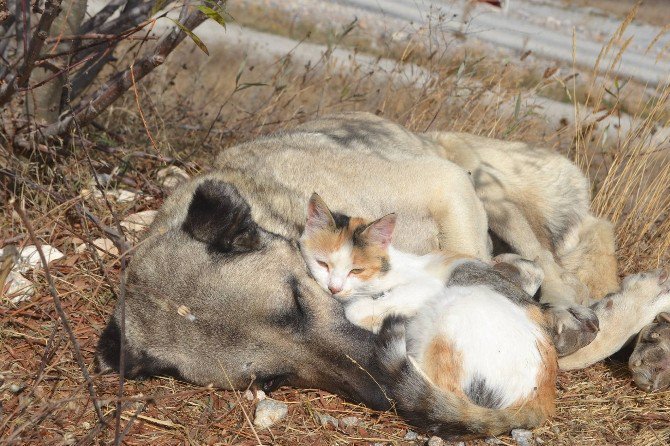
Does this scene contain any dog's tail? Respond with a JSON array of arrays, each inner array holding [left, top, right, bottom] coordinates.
[[375, 316, 550, 439]]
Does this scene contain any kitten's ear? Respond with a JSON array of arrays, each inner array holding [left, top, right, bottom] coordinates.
[[305, 193, 335, 234], [363, 213, 396, 249]]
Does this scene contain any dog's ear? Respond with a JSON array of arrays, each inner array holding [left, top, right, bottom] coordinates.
[[182, 179, 261, 253]]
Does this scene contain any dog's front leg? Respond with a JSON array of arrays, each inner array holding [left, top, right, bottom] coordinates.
[[558, 269, 670, 370]]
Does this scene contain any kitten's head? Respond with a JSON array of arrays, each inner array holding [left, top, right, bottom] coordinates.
[[299, 193, 396, 299]]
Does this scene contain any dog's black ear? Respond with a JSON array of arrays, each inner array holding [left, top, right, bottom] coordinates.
[[182, 179, 261, 253]]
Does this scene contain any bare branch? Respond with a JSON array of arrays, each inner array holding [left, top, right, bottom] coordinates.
[[0, 0, 63, 105], [79, 0, 128, 34], [35, 4, 218, 139]]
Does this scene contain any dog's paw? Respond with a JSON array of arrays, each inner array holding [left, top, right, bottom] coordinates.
[[543, 303, 599, 356], [492, 253, 544, 297], [629, 313, 670, 392], [540, 269, 592, 306], [621, 268, 670, 296]]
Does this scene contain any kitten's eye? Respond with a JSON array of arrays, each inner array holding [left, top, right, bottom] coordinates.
[[350, 268, 365, 275], [317, 260, 329, 270]]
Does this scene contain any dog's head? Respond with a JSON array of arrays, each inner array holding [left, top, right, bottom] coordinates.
[[95, 177, 391, 407]]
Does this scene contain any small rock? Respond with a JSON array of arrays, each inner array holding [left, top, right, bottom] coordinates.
[[93, 173, 112, 188], [81, 421, 91, 430], [485, 438, 503, 445], [403, 430, 418, 440], [116, 190, 139, 203], [427, 436, 445, 446], [253, 398, 288, 429], [315, 411, 338, 428], [18, 245, 64, 273], [121, 210, 157, 232], [81, 187, 117, 201], [9, 383, 24, 393], [512, 429, 535, 446], [3, 271, 35, 304], [341, 416, 359, 428], [157, 166, 189, 190], [62, 432, 76, 445], [244, 389, 267, 401], [92, 238, 119, 257], [455, 443, 466, 446]]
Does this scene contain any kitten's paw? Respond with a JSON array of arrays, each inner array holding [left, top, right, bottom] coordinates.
[[544, 303, 599, 357], [629, 313, 670, 392]]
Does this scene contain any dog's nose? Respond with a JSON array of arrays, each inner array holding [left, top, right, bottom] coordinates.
[[328, 284, 342, 294]]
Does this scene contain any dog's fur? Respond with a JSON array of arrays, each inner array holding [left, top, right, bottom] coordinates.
[[96, 112, 668, 437]]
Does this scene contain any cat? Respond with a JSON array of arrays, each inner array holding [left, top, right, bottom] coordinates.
[[299, 192, 557, 419]]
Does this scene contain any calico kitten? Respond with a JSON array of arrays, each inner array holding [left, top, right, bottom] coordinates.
[[299, 193, 557, 419]]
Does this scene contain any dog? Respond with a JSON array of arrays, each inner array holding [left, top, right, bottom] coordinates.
[[96, 112, 669, 437]]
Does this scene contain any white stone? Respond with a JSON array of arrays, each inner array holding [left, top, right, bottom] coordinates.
[[512, 429, 536, 446], [18, 245, 64, 273], [121, 210, 157, 232], [403, 430, 419, 440], [3, 271, 35, 304], [341, 416, 359, 428], [315, 411, 338, 428], [243, 389, 266, 401], [92, 238, 119, 257], [427, 436, 445, 446], [253, 398, 288, 429], [157, 166, 189, 190], [116, 190, 139, 203]]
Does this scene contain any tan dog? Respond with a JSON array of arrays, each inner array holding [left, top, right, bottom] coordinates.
[[97, 112, 668, 437]]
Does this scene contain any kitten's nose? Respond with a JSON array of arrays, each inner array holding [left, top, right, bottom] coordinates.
[[328, 284, 342, 294]]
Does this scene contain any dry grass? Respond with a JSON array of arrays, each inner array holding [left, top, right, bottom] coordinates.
[[561, 0, 670, 28], [226, 0, 670, 124], [1, 6, 670, 446]]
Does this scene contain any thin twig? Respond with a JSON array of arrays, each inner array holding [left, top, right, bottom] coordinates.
[[130, 61, 158, 152], [46, 33, 158, 42], [12, 198, 105, 424]]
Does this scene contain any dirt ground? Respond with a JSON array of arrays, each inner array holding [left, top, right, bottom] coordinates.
[[1, 2, 670, 445]]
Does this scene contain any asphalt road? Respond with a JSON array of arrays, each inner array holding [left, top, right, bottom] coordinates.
[[335, 0, 670, 86]]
